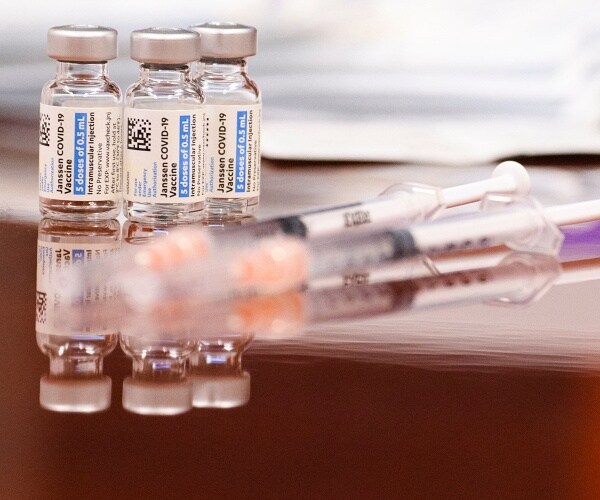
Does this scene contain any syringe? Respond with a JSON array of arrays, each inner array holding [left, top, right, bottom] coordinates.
[[236, 161, 530, 239], [114, 194, 600, 307], [120, 161, 530, 272]]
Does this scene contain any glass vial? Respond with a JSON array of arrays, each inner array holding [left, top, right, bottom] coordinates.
[[188, 22, 261, 220], [36, 218, 120, 412], [39, 25, 123, 220], [123, 28, 205, 224]]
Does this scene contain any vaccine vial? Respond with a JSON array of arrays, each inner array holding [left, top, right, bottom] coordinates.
[[124, 28, 205, 224], [36, 218, 120, 412], [188, 22, 261, 220], [39, 25, 122, 220]]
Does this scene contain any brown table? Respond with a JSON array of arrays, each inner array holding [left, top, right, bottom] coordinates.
[[3, 150, 600, 499]]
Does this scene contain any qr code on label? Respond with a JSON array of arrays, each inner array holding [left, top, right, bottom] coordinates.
[[39, 113, 50, 147], [127, 117, 152, 151], [36, 291, 47, 324]]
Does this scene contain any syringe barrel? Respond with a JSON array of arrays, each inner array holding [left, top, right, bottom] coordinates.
[[296, 188, 443, 239], [409, 205, 545, 254], [307, 229, 419, 280], [215, 187, 443, 244], [307, 199, 555, 285]]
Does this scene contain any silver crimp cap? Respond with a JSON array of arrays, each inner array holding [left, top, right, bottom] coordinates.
[[47, 25, 118, 62], [130, 28, 200, 65], [188, 22, 257, 59]]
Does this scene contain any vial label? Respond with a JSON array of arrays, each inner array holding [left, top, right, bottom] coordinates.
[[123, 108, 203, 204], [39, 104, 122, 201], [36, 239, 120, 335], [204, 104, 261, 199]]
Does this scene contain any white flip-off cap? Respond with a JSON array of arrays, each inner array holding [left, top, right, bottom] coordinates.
[[130, 28, 200, 65], [188, 22, 257, 59], [191, 372, 251, 409], [47, 25, 118, 62], [40, 375, 111, 413], [122, 377, 193, 415]]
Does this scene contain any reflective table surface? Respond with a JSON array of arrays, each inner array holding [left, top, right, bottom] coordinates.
[[3, 157, 600, 499]]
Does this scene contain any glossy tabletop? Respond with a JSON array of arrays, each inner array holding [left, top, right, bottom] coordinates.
[[3, 140, 600, 498]]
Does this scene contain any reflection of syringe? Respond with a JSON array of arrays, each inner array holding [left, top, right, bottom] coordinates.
[[118, 251, 565, 340], [108, 194, 600, 310]]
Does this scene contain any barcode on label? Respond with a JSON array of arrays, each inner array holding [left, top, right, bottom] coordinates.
[[39, 113, 50, 147], [127, 117, 151, 151], [36, 291, 47, 324]]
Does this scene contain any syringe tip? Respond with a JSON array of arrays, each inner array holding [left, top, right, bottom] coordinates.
[[492, 161, 530, 197]]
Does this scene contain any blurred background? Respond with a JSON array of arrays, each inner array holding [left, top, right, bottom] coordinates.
[[2, 0, 600, 216], [1, 0, 599, 119]]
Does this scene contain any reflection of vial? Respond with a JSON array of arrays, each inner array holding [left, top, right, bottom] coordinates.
[[36, 218, 120, 412], [189, 23, 261, 220], [123, 28, 205, 224], [39, 335, 116, 413], [189, 332, 252, 408], [122, 220, 171, 245], [120, 214, 194, 414], [201, 214, 257, 229], [120, 335, 194, 415], [39, 25, 122, 220]]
